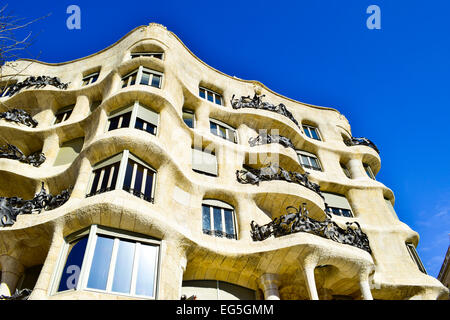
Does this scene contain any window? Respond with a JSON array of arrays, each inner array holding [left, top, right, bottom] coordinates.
[[192, 147, 218, 176], [82, 72, 99, 86], [182, 109, 194, 128], [107, 101, 158, 135], [86, 151, 156, 203], [341, 163, 351, 179], [199, 87, 222, 106], [54, 105, 75, 124], [122, 67, 162, 89], [209, 119, 237, 143], [131, 52, 163, 60], [323, 192, 353, 218], [0, 86, 13, 97], [364, 163, 375, 180], [54, 225, 160, 299], [303, 125, 321, 141], [202, 199, 237, 240], [297, 150, 322, 171], [182, 280, 255, 300], [53, 137, 84, 166], [406, 242, 427, 274]]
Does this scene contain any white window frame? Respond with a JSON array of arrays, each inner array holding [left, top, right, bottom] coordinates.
[[50, 225, 161, 299], [364, 163, 375, 180], [296, 150, 322, 171], [82, 72, 99, 86], [406, 242, 427, 274], [53, 105, 75, 124], [121, 66, 163, 89], [182, 109, 195, 129], [199, 87, 223, 106], [209, 118, 238, 144], [86, 150, 157, 203], [202, 200, 237, 240], [302, 124, 322, 141], [106, 101, 159, 136], [130, 52, 164, 60]]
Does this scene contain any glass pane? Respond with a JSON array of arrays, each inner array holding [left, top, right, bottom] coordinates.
[[110, 163, 119, 190], [213, 207, 222, 233], [133, 164, 144, 196], [303, 126, 311, 138], [199, 88, 205, 99], [311, 128, 319, 140], [87, 235, 114, 290], [310, 157, 319, 169], [144, 171, 154, 201], [183, 112, 194, 128], [89, 170, 101, 195], [215, 95, 222, 105], [108, 116, 120, 131], [146, 122, 156, 134], [100, 166, 111, 191], [135, 117, 144, 131], [120, 112, 131, 128], [300, 155, 309, 166], [224, 209, 235, 237], [129, 74, 137, 86], [151, 75, 161, 88], [331, 208, 341, 216], [140, 72, 150, 85], [218, 126, 227, 139], [111, 239, 135, 294], [135, 244, 157, 297], [342, 209, 352, 217], [153, 53, 163, 59], [123, 160, 134, 191], [202, 205, 211, 231], [210, 122, 217, 136], [227, 129, 236, 143], [58, 237, 88, 292], [207, 91, 214, 102]]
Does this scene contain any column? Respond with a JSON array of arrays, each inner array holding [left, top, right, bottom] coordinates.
[[258, 273, 280, 300], [359, 269, 373, 300], [0, 255, 24, 297], [71, 94, 90, 121], [347, 158, 365, 180], [302, 262, 319, 300]]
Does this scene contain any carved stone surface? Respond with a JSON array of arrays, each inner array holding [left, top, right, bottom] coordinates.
[[0, 144, 45, 167], [3, 75, 69, 96], [236, 163, 323, 198], [248, 132, 295, 150], [0, 108, 38, 127], [250, 203, 372, 253], [0, 182, 71, 227], [344, 137, 379, 154], [231, 93, 300, 127]]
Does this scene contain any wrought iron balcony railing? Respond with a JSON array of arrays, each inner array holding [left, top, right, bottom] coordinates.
[[344, 137, 379, 154], [0, 182, 72, 227], [0, 109, 38, 128], [250, 203, 371, 253], [0, 76, 69, 97], [248, 132, 295, 150], [0, 144, 45, 167], [230, 93, 300, 128], [236, 163, 323, 198]]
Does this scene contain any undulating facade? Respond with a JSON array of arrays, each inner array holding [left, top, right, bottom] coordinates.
[[0, 23, 447, 300]]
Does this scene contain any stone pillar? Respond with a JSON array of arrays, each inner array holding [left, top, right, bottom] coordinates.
[[0, 255, 24, 297], [258, 273, 280, 300], [71, 95, 90, 121], [302, 262, 319, 300], [359, 269, 373, 300], [347, 158, 365, 180]]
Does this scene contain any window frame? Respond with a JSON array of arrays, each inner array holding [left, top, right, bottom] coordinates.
[[51, 225, 161, 299], [121, 66, 163, 89], [296, 150, 322, 171], [364, 163, 375, 180], [199, 87, 223, 106], [0, 86, 13, 97], [82, 72, 99, 86], [106, 101, 159, 136], [302, 124, 322, 141], [201, 200, 238, 240], [86, 150, 157, 203], [130, 52, 164, 60], [191, 147, 218, 177], [340, 163, 351, 179], [209, 118, 238, 144], [406, 242, 427, 274], [53, 105, 75, 125], [182, 109, 195, 129]]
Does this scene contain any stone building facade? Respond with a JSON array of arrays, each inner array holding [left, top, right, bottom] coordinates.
[[0, 23, 447, 300]]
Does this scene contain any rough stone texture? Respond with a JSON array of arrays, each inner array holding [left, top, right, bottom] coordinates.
[[0, 22, 447, 300]]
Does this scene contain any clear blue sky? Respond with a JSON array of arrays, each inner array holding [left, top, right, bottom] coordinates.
[[6, 0, 450, 277]]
